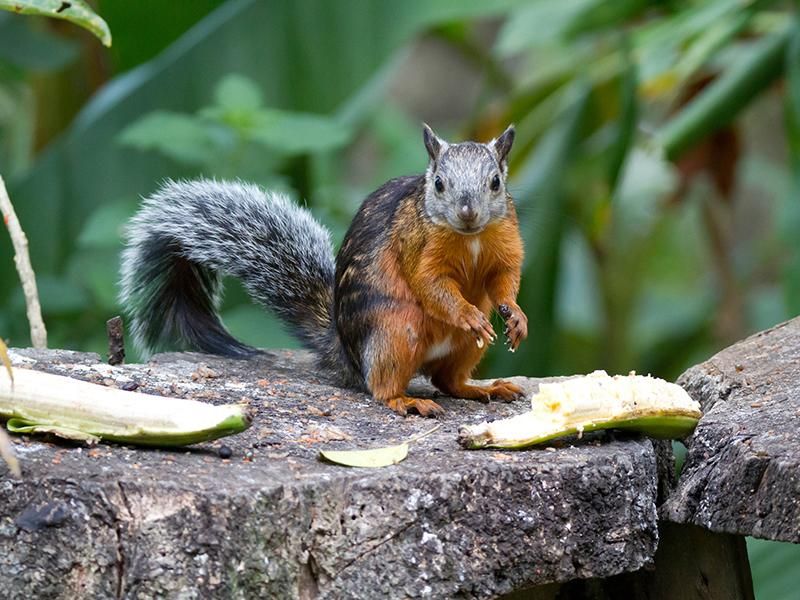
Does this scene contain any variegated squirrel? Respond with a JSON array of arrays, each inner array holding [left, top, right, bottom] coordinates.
[[120, 124, 527, 417]]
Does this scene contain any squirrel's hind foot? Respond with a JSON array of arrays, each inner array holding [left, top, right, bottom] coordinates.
[[385, 396, 445, 418], [435, 379, 525, 404], [485, 379, 526, 403]]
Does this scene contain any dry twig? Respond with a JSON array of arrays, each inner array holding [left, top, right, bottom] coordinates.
[[0, 175, 47, 348]]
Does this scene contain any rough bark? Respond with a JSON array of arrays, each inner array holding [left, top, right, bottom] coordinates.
[[662, 317, 800, 542], [0, 348, 664, 599]]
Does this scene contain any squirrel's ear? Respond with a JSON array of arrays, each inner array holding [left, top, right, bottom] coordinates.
[[423, 123, 445, 163], [491, 125, 515, 167]]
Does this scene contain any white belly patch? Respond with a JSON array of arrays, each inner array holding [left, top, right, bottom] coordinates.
[[424, 336, 453, 361], [469, 238, 481, 266]]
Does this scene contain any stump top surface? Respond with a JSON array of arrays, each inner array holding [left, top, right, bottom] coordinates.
[[2, 348, 663, 599], [663, 318, 800, 542]]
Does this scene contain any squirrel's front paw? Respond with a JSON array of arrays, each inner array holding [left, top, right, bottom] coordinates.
[[498, 303, 528, 352], [458, 306, 495, 348]]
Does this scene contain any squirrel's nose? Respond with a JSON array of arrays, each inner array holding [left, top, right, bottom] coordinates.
[[459, 203, 477, 223]]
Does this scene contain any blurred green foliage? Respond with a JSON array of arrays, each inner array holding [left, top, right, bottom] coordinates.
[[1, 1, 799, 596], [748, 537, 800, 600], [118, 73, 353, 181], [0, 0, 797, 377]]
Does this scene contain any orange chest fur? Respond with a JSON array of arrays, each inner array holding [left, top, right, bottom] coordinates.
[[405, 222, 520, 300], [427, 233, 493, 302]]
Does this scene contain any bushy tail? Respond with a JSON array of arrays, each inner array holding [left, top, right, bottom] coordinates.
[[120, 179, 340, 364]]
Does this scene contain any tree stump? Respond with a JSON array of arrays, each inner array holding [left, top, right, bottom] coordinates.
[[1, 348, 665, 599]]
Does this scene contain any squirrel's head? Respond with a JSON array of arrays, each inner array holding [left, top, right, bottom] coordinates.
[[422, 123, 515, 235]]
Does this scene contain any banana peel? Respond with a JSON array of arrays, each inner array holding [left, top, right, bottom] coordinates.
[[459, 370, 702, 449], [0, 366, 252, 447]]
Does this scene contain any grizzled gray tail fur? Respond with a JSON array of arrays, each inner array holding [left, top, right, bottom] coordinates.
[[120, 179, 340, 366]]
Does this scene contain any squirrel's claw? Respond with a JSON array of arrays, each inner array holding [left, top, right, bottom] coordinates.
[[461, 306, 495, 348], [498, 302, 528, 352]]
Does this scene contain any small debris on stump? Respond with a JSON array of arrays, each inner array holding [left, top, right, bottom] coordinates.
[[105, 316, 125, 366]]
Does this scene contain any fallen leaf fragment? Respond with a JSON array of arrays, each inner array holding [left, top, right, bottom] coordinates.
[[319, 424, 440, 468], [320, 443, 408, 468]]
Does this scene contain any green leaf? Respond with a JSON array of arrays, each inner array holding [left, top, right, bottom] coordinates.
[[249, 109, 353, 154], [496, 0, 647, 56], [563, 0, 648, 40], [496, 0, 594, 56], [635, 0, 743, 58], [635, 0, 760, 98], [320, 443, 408, 468], [668, 8, 757, 87], [657, 23, 791, 160], [214, 73, 263, 112], [0, 0, 112, 46], [118, 111, 221, 166]]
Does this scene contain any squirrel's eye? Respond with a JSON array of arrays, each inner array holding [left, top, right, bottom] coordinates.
[[434, 176, 445, 194], [490, 174, 501, 192]]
